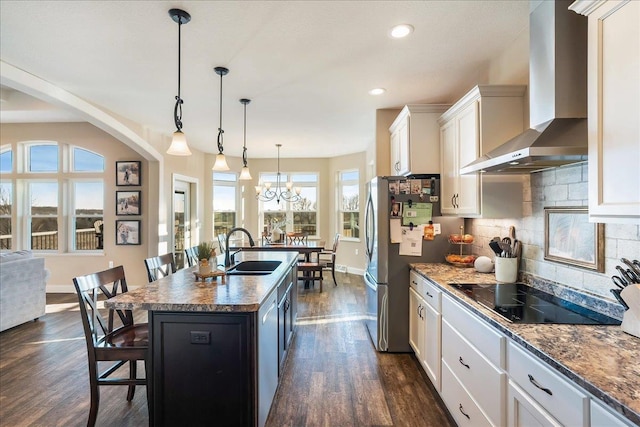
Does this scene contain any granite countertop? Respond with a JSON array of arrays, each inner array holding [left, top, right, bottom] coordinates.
[[105, 251, 299, 313], [411, 263, 640, 426]]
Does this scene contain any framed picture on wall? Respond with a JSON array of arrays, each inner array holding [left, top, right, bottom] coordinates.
[[116, 191, 141, 215], [116, 161, 141, 186], [544, 207, 604, 272], [116, 220, 141, 245]]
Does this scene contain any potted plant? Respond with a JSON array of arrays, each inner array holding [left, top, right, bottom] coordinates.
[[196, 241, 215, 274]]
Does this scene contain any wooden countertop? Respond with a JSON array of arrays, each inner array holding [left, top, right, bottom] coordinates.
[[411, 263, 640, 426], [105, 251, 299, 313]]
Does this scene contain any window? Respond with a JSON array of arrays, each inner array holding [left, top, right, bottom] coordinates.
[[73, 147, 104, 172], [1, 142, 105, 252], [0, 182, 12, 250], [291, 173, 318, 235], [0, 149, 12, 173], [213, 172, 237, 237], [339, 170, 359, 239], [29, 144, 58, 172], [258, 172, 318, 239], [73, 181, 104, 251], [29, 181, 59, 250]]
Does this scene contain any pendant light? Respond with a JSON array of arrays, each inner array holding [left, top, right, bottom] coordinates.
[[238, 98, 253, 180], [212, 66, 230, 171], [166, 9, 192, 156]]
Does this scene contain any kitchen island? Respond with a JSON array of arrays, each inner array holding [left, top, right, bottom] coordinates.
[[411, 263, 640, 426], [106, 251, 300, 427]]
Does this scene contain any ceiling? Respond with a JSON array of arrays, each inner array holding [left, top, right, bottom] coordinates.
[[0, 1, 529, 159]]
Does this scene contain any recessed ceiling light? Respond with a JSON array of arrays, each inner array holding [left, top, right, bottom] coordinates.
[[368, 88, 386, 96], [390, 24, 414, 39]]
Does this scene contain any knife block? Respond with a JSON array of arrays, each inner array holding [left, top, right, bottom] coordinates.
[[620, 284, 640, 339]]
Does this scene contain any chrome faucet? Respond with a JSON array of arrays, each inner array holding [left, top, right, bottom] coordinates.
[[225, 227, 256, 267]]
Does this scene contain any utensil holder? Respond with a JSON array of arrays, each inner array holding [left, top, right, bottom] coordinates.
[[620, 284, 640, 339], [495, 257, 518, 283]]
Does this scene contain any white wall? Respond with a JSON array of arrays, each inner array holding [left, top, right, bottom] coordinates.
[[1, 122, 151, 288]]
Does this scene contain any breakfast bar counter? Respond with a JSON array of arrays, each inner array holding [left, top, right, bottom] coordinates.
[[107, 251, 299, 312], [411, 263, 640, 426]]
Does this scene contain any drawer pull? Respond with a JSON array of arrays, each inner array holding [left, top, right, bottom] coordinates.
[[528, 374, 553, 396], [458, 404, 470, 419], [458, 356, 470, 369], [426, 291, 433, 298]]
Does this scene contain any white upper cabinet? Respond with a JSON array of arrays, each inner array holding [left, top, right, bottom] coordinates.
[[389, 105, 450, 176], [570, 0, 640, 224], [439, 85, 526, 217]]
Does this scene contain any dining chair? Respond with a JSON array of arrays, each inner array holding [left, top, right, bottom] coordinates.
[[72, 266, 149, 427], [318, 233, 340, 286], [297, 261, 324, 292], [184, 246, 199, 267], [286, 232, 308, 245], [144, 253, 177, 283]]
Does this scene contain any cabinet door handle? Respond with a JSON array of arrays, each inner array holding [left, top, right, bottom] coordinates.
[[458, 356, 470, 369], [458, 404, 470, 419], [451, 194, 456, 207], [528, 374, 553, 396], [395, 161, 400, 172]]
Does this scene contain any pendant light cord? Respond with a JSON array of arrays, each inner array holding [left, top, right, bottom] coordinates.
[[217, 72, 224, 154], [173, 17, 183, 131], [242, 102, 248, 166]]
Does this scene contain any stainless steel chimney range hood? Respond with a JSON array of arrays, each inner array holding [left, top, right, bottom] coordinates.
[[461, 0, 588, 175]]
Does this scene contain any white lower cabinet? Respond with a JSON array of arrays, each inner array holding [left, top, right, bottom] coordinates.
[[442, 319, 506, 426], [442, 360, 492, 427], [507, 341, 588, 427], [591, 399, 635, 427], [408, 287, 425, 361], [422, 301, 441, 391], [508, 380, 562, 427], [411, 270, 633, 427], [409, 271, 442, 391]]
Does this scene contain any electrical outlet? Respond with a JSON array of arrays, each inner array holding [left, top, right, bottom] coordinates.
[[190, 331, 211, 345], [108, 261, 114, 268], [355, 249, 359, 255]]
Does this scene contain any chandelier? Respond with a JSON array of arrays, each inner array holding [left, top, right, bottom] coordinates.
[[255, 144, 301, 204]]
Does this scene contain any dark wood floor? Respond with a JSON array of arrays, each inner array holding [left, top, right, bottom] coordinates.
[[0, 273, 454, 427]]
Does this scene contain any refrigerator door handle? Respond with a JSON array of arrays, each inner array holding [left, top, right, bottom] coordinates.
[[365, 192, 375, 261]]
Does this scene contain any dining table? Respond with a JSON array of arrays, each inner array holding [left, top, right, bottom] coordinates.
[[229, 240, 326, 262], [230, 241, 326, 289]]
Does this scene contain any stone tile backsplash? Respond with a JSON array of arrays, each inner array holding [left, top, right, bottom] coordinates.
[[466, 162, 640, 300]]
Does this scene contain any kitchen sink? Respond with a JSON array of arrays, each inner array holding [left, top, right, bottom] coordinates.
[[226, 260, 281, 276]]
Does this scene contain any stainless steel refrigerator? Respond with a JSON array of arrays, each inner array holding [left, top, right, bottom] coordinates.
[[364, 175, 463, 352]]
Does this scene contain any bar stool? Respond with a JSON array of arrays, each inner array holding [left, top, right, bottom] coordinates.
[[73, 266, 149, 426]]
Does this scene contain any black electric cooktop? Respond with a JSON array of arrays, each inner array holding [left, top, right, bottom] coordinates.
[[450, 283, 621, 325]]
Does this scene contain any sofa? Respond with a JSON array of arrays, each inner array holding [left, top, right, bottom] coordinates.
[[0, 250, 47, 332]]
